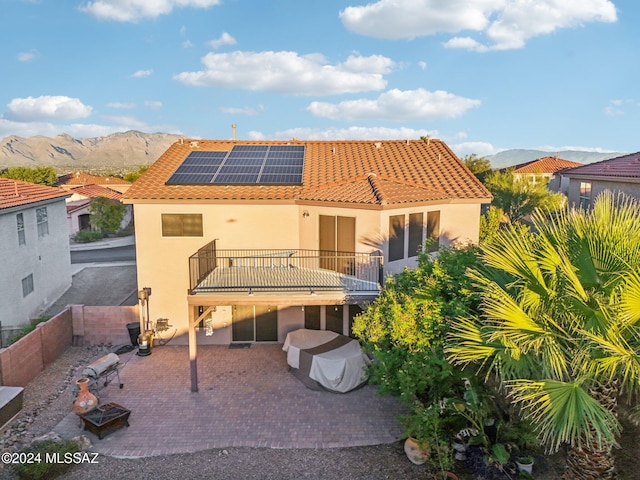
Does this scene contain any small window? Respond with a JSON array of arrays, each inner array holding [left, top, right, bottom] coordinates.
[[408, 213, 424, 258], [17, 213, 26, 246], [389, 215, 405, 261], [161, 214, 203, 237], [22, 274, 34, 297], [579, 182, 591, 209], [36, 207, 48, 237], [426, 211, 440, 253]]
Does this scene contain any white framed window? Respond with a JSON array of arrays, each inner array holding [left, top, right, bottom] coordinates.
[[22, 274, 34, 297], [36, 207, 49, 237], [17, 213, 26, 246]]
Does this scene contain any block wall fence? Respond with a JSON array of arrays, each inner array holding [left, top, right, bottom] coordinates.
[[0, 305, 139, 387]]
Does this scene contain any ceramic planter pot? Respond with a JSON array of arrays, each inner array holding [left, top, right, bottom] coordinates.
[[73, 378, 98, 415], [516, 457, 534, 474], [404, 437, 429, 465]]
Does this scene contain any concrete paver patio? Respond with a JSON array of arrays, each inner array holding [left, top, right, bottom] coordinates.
[[54, 344, 405, 457]]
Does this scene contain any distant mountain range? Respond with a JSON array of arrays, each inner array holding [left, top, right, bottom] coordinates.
[[0, 131, 182, 173], [486, 149, 627, 169], [0, 131, 629, 173]]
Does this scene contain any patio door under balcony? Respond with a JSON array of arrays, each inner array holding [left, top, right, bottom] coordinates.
[[232, 305, 277, 342]]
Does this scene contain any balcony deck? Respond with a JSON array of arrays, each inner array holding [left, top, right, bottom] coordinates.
[[189, 243, 382, 299]]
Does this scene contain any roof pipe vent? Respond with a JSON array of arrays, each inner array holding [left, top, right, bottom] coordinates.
[[232, 123, 237, 141], [374, 142, 382, 149]]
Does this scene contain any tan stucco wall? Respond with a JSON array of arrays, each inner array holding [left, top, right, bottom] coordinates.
[[566, 178, 640, 207], [133, 201, 481, 343]]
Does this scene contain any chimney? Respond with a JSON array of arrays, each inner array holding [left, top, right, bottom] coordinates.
[[232, 123, 237, 141]]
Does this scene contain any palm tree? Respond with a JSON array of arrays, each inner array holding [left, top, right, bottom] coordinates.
[[446, 191, 640, 479]]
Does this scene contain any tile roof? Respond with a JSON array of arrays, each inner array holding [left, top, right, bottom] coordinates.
[[68, 184, 123, 201], [512, 156, 583, 174], [562, 152, 640, 178], [0, 178, 70, 210], [124, 139, 491, 206], [56, 172, 131, 188], [66, 199, 91, 214]]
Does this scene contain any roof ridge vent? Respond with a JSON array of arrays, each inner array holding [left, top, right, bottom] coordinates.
[[373, 142, 382, 149], [190, 141, 199, 148]]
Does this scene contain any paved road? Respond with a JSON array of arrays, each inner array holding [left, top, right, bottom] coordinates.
[[71, 244, 136, 263]]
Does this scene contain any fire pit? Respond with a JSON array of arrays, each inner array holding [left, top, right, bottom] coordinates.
[[80, 402, 130, 439]]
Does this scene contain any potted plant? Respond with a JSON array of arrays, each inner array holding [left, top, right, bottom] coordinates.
[[515, 455, 534, 474], [400, 401, 434, 465]]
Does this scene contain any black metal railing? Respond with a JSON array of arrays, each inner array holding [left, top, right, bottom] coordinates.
[[188, 247, 383, 293]]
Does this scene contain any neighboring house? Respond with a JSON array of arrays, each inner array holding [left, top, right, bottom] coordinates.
[[63, 184, 132, 235], [56, 173, 132, 235], [562, 152, 640, 209], [56, 172, 131, 194], [123, 139, 491, 391], [507, 156, 583, 194], [0, 178, 71, 340]]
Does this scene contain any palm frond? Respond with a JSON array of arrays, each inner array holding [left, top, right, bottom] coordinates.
[[506, 379, 620, 453]]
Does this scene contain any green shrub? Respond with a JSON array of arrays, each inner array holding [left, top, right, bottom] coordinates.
[[73, 229, 104, 243], [14, 439, 79, 480], [9, 323, 37, 345]]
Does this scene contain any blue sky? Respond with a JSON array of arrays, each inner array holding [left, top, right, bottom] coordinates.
[[1, 0, 637, 157]]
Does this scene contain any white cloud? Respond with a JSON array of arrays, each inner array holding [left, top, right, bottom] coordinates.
[[5, 96, 93, 122], [183, 40, 194, 48], [131, 69, 153, 78], [144, 100, 163, 109], [79, 0, 222, 22], [174, 51, 392, 95], [17, 50, 38, 62], [107, 102, 135, 109], [450, 141, 499, 157], [307, 88, 480, 121], [220, 106, 262, 116], [418, 61, 427, 70], [208, 32, 237, 49], [603, 99, 634, 116], [340, 0, 617, 51], [249, 126, 438, 141]]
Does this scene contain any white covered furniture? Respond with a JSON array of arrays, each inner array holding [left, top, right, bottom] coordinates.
[[282, 328, 370, 393]]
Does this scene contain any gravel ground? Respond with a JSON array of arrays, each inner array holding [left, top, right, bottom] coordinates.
[[1, 345, 638, 480]]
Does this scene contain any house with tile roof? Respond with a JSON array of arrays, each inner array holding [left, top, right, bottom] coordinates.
[[561, 152, 640, 208], [56, 172, 131, 194], [0, 178, 71, 341], [506, 156, 583, 194], [123, 138, 491, 391], [56, 172, 132, 234], [63, 184, 132, 234]]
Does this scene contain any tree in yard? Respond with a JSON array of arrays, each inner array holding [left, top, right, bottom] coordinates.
[[462, 154, 492, 183], [446, 191, 640, 479], [89, 197, 126, 233], [122, 165, 149, 183], [352, 245, 482, 403], [0, 166, 58, 185], [484, 169, 565, 223]]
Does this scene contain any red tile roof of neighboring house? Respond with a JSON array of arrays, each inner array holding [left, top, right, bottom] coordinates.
[[56, 172, 131, 188], [66, 199, 91, 214], [512, 156, 583, 174], [124, 139, 491, 206], [0, 178, 70, 210], [562, 152, 640, 178], [69, 184, 123, 201]]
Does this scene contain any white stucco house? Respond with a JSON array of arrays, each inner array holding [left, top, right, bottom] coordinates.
[[0, 178, 71, 342]]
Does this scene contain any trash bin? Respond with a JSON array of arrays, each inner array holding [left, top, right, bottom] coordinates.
[[126, 323, 141, 346]]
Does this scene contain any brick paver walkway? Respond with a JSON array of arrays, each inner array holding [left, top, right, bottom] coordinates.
[[55, 345, 404, 457]]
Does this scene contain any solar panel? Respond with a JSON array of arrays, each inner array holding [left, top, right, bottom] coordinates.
[[165, 145, 305, 185]]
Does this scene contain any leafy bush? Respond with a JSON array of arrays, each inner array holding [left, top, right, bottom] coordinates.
[[73, 229, 104, 243], [13, 439, 79, 480]]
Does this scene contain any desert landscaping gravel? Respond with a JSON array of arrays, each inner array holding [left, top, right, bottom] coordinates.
[[1, 345, 639, 480]]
